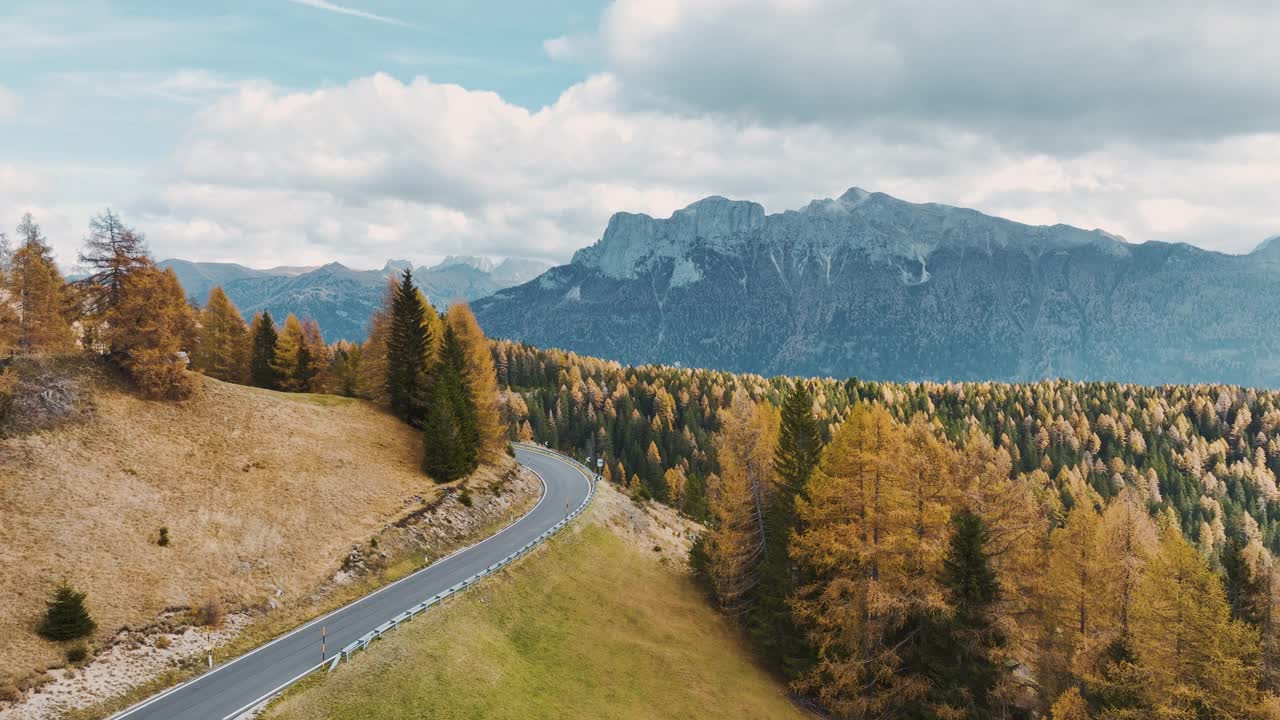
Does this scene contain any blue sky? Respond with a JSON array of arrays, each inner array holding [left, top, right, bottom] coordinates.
[[1, 0, 598, 178], [2, 1, 1278, 270]]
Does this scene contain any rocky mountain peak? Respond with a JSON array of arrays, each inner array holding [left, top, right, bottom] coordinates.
[[434, 255, 496, 273], [1253, 234, 1280, 259]]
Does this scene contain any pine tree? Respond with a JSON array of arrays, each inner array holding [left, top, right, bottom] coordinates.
[[421, 326, 479, 482], [9, 215, 74, 353], [192, 286, 250, 383], [750, 380, 825, 675], [386, 269, 430, 424], [773, 381, 823, 497], [38, 581, 97, 641], [249, 311, 280, 389], [445, 302, 504, 459], [928, 509, 1006, 719]]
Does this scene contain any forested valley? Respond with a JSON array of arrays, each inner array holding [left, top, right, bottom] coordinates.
[[7, 208, 1280, 717], [494, 342, 1280, 718]]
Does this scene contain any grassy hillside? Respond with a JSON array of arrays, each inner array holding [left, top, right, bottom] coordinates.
[[0, 361, 518, 697], [264, 484, 811, 720]]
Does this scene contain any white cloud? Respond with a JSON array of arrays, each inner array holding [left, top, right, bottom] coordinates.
[[123, 72, 1280, 269], [564, 0, 1280, 149], [284, 0, 410, 27], [0, 85, 17, 119]]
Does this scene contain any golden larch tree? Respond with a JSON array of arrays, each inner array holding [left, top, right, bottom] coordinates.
[[192, 286, 250, 383], [1133, 525, 1265, 718], [705, 395, 778, 614], [10, 215, 75, 354], [105, 264, 198, 399], [445, 302, 505, 460]]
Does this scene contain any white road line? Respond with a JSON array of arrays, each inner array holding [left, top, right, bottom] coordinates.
[[111, 451, 558, 720]]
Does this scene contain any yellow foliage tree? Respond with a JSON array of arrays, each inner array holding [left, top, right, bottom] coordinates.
[[273, 313, 308, 392], [790, 404, 935, 717], [1133, 526, 1266, 718], [9, 216, 75, 354], [445, 302, 505, 460], [192, 286, 249, 383], [104, 264, 198, 399], [705, 395, 778, 614], [1049, 687, 1090, 720]]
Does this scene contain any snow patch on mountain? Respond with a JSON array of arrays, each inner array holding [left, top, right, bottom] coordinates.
[[572, 187, 1132, 282]]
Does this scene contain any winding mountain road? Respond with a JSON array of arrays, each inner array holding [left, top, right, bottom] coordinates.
[[110, 446, 593, 720]]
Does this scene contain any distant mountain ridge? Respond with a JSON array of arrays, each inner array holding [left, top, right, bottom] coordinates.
[[161, 255, 552, 342], [473, 188, 1280, 387]]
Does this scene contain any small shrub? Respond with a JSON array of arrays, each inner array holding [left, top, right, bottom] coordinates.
[[192, 594, 224, 627], [153, 635, 172, 650], [458, 487, 474, 507], [37, 582, 96, 641], [157, 527, 169, 547], [653, 545, 663, 553], [65, 644, 89, 664], [0, 675, 19, 703], [369, 537, 378, 549]]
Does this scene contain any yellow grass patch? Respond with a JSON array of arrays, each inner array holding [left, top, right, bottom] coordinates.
[[0, 372, 455, 684], [264, 483, 812, 720]]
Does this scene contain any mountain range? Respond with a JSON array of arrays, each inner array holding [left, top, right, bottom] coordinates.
[[472, 188, 1280, 387], [161, 255, 551, 342]]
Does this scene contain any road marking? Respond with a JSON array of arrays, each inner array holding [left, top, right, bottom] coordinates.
[[111, 450, 562, 720]]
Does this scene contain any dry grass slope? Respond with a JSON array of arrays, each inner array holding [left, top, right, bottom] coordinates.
[[0, 368, 465, 684], [264, 483, 812, 720]]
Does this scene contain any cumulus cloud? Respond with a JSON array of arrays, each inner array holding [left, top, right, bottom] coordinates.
[[562, 0, 1280, 150], [127, 70, 1280, 268]]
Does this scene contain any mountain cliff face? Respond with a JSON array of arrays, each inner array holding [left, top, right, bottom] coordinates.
[[162, 256, 551, 342], [473, 189, 1280, 386]]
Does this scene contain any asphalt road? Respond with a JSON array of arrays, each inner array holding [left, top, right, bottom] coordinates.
[[112, 446, 593, 720]]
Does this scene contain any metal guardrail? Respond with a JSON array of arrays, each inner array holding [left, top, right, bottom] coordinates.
[[332, 443, 597, 667]]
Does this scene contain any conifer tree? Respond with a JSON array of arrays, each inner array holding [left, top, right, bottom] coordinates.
[[0, 229, 16, 354], [750, 380, 825, 675], [1044, 504, 1106, 678], [356, 277, 396, 401], [300, 318, 331, 393], [774, 381, 823, 497], [274, 313, 309, 392], [192, 286, 250, 383], [104, 264, 198, 399], [422, 326, 479, 482], [249, 310, 280, 389], [705, 396, 777, 615], [9, 215, 74, 353], [76, 209, 149, 349], [331, 341, 362, 397], [445, 302, 504, 458], [38, 581, 96, 641], [386, 269, 430, 424], [1133, 526, 1265, 718], [928, 509, 1006, 718], [1048, 687, 1090, 720]]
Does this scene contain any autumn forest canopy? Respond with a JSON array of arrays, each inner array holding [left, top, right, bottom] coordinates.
[[5, 209, 1280, 717]]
